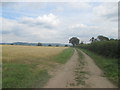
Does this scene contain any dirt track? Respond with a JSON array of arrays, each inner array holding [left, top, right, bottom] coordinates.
[[44, 49, 117, 88]]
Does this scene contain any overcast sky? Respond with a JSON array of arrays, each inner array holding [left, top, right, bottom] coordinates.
[[0, 2, 118, 44]]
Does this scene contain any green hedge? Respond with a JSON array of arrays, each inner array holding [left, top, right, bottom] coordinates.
[[78, 40, 119, 58]]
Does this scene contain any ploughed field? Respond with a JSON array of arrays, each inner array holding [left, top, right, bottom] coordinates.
[[2, 45, 73, 88]]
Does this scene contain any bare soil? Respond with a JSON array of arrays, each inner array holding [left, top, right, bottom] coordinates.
[[44, 49, 117, 88]]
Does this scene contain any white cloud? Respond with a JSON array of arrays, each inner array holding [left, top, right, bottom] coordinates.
[[1, 18, 18, 32], [1, 2, 118, 43], [66, 22, 117, 41], [93, 2, 118, 21], [1, 15, 61, 43], [70, 23, 98, 30], [1, 16, 118, 43], [70, 24, 87, 29], [20, 13, 60, 28]]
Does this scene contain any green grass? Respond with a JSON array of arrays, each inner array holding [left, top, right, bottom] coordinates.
[[79, 48, 118, 86], [76, 48, 84, 60], [3, 64, 50, 88], [74, 48, 87, 86], [53, 48, 74, 64]]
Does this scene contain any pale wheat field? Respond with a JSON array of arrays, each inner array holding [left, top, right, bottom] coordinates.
[[2, 45, 73, 88], [2, 45, 67, 63]]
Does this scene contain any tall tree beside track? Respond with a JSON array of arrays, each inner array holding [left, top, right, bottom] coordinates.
[[69, 37, 80, 47]]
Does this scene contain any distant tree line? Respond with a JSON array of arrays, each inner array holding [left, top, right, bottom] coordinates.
[[37, 42, 69, 47], [90, 35, 110, 43]]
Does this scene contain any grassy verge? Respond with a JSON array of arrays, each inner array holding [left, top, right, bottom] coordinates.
[[3, 64, 50, 88], [73, 48, 87, 86], [3, 47, 74, 88], [79, 48, 118, 86], [76, 48, 84, 60], [53, 48, 74, 64]]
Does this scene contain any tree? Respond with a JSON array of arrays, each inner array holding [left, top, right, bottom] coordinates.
[[110, 38, 115, 41], [97, 35, 109, 41], [80, 41, 84, 44], [48, 44, 52, 46], [90, 37, 95, 43], [69, 37, 80, 47], [37, 42, 42, 46], [11, 43, 14, 45], [65, 45, 68, 47], [56, 45, 59, 47], [94, 39, 98, 42]]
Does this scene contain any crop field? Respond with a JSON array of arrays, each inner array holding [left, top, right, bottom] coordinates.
[[2, 45, 74, 88], [2, 45, 67, 63]]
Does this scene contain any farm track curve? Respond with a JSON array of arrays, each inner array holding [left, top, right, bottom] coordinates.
[[44, 49, 117, 88]]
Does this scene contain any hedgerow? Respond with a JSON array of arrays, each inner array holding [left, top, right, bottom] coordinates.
[[78, 40, 119, 58]]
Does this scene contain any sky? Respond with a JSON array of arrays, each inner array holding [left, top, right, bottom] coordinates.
[[0, 1, 118, 44]]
